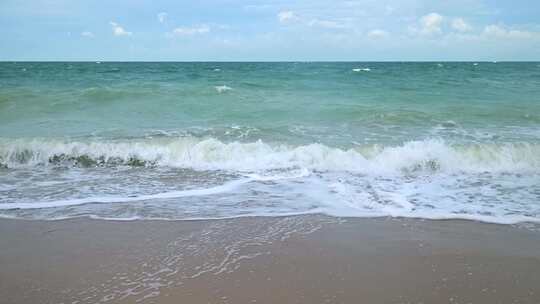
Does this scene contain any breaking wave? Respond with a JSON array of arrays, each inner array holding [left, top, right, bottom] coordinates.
[[1, 137, 539, 173]]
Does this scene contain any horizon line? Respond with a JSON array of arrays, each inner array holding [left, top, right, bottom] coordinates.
[[1, 60, 538, 63]]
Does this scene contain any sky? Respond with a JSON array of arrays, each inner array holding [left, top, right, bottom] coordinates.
[[1, 0, 539, 61]]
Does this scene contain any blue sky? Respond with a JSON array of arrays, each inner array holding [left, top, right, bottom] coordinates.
[[1, 0, 539, 61]]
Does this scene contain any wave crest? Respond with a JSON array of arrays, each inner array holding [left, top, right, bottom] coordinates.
[[1, 137, 539, 173]]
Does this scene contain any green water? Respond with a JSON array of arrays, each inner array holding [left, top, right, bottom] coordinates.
[[1, 62, 539, 145], [0, 62, 539, 223]]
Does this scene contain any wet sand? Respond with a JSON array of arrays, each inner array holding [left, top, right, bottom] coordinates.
[[1, 216, 540, 304]]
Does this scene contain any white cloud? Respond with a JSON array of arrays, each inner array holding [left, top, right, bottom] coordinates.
[[172, 25, 210, 36], [308, 19, 347, 29], [483, 25, 506, 37], [157, 12, 167, 24], [367, 29, 389, 39], [419, 13, 444, 35], [277, 11, 298, 23], [483, 24, 536, 39], [81, 31, 94, 38], [451, 18, 472, 32], [110, 21, 132, 36]]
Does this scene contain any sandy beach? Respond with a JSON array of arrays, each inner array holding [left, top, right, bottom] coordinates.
[[1, 216, 539, 304]]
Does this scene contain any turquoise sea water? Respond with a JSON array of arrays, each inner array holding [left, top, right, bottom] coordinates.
[[1, 62, 539, 223]]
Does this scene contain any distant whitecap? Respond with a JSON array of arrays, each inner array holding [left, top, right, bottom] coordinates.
[[215, 85, 232, 93]]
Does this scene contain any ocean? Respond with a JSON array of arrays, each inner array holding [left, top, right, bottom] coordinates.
[[1, 62, 539, 224]]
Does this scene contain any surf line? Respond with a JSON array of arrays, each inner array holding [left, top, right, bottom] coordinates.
[[0, 169, 311, 210], [0, 178, 253, 210]]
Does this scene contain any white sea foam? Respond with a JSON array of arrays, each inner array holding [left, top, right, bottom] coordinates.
[[2, 137, 540, 225], [0, 167, 314, 211], [317, 173, 540, 225], [352, 68, 371, 72], [0, 178, 252, 210], [1, 168, 539, 224], [246, 168, 311, 181], [1, 137, 539, 173]]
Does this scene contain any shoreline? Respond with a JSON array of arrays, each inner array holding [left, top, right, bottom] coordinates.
[[4, 208, 540, 225], [1, 215, 540, 303]]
